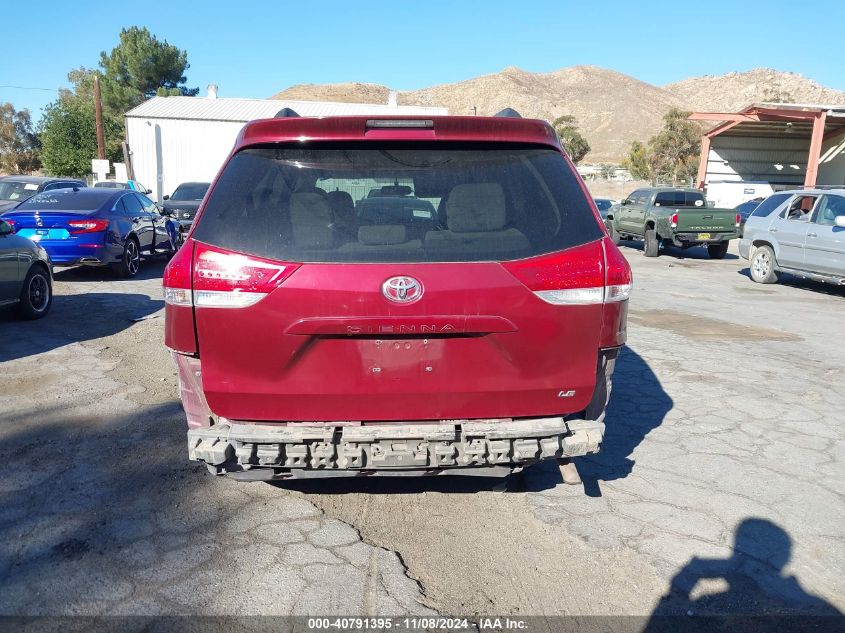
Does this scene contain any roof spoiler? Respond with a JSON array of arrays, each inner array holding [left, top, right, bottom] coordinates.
[[274, 108, 301, 118], [494, 108, 522, 118]]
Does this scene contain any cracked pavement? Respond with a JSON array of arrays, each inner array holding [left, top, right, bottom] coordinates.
[[0, 243, 842, 618]]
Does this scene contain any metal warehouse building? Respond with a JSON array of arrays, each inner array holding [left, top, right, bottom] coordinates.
[[690, 104, 845, 208], [125, 89, 448, 201]]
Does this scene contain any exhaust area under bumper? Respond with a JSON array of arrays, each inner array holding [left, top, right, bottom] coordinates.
[[187, 416, 604, 479]]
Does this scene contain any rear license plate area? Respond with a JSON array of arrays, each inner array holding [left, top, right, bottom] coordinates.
[[18, 228, 69, 240]]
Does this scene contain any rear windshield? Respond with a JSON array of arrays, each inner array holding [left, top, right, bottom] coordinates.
[[94, 181, 128, 189], [0, 181, 38, 201], [653, 191, 706, 208], [193, 143, 602, 263], [15, 191, 108, 212]]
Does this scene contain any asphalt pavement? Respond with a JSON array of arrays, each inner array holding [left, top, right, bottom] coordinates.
[[0, 241, 842, 623]]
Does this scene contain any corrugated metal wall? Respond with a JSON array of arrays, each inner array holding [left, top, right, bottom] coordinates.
[[819, 136, 845, 186], [707, 136, 808, 185], [126, 118, 245, 201]]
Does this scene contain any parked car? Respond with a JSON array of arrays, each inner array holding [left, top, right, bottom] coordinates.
[[0, 175, 86, 213], [0, 219, 53, 319], [93, 180, 152, 194], [740, 189, 845, 286], [593, 198, 614, 219], [162, 182, 211, 237], [2, 188, 178, 278], [734, 197, 764, 236], [605, 187, 739, 258], [163, 114, 632, 480]]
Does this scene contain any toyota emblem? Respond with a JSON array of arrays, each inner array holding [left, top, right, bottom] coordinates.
[[382, 276, 423, 304]]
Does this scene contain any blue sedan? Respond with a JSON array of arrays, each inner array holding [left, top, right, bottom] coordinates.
[[1, 188, 179, 277]]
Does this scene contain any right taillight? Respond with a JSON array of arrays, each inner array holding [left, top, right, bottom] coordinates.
[[670, 212, 679, 228], [603, 238, 633, 302], [68, 219, 109, 234], [502, 238, 631, 305]]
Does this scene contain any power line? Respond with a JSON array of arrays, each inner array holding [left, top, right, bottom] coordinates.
[[0, 85, 58, 92]]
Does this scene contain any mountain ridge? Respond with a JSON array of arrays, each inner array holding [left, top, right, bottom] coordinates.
[[270, 67, 845, 162]]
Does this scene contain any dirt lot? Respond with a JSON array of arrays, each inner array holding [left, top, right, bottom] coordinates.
[[1, 241, 843, 623]]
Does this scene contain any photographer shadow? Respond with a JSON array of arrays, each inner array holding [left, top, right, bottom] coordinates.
[[643, 518, 842, 633]]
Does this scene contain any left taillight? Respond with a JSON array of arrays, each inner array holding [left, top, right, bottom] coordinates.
[[163, 241, 197, 354], [165, 241, 300, 309], [67, 219, 109, 234], [163, 238, 194, 307], [670, 213, 679, 228], [735, 213, 741, 228], [3, 219, 15, 232]]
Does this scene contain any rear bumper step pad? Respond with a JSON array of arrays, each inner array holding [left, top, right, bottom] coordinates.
[[188, 417, 604, 473]]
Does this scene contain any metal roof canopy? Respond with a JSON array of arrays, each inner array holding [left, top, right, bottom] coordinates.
[[690, 104, 845, 188]]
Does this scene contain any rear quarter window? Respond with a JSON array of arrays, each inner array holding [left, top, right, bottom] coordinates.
[[193, 143, 603, 263], [750, 193, 791, 218]]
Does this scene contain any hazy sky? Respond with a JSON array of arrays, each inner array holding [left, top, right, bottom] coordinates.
[[3, 0, 841, 118]]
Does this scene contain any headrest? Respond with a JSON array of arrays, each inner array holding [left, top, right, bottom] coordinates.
[[290, 192, 335, 249], [358, 224, 407, 245], [446, 183, 507, 233], [327, 190, 355, 214]]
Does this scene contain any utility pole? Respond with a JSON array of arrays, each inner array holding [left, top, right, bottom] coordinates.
[[93, 75, 106, 160]]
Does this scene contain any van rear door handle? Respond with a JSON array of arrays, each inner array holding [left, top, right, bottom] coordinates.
[[769, 227, 778, 233], [807, 232, 817, 238]]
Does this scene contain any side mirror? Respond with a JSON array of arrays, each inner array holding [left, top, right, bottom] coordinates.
[[835, 216, 845, 228], [163, 195, 170, 201], [161, 208, 172, 216], [145, 189, 152, 195], [621, 199, 629, 206], [0, 220, 12, 236]]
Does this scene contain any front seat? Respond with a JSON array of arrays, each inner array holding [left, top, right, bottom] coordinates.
[[424, 183, 530, 259], [289, 192, 337, 250], [326, 190, 357, 240]]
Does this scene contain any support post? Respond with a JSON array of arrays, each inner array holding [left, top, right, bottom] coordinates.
[[804, 111, 827, 188], [696, 135, 711, 189]]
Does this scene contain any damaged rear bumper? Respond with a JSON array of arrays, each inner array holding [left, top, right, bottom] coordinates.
[[188, 416, 604, 479]]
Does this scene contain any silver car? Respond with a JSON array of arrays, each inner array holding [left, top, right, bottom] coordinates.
[[740, 189, 845, 285]]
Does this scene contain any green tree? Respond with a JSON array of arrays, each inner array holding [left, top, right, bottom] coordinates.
[[0, 103, 41, 174], [649, 108, 701, 186], [39, 28, 197, 177], [99, 26, 198, 113], [39, 97, 123, 177], [598, 163, 617, 180], [552, 115, 591, 164], [623, 141, 655, 182]]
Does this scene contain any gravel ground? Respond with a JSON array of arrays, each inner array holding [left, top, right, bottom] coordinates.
[[0, 242, 842, 623]]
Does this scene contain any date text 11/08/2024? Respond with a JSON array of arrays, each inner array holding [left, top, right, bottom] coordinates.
[[306, 617, 528, 630]]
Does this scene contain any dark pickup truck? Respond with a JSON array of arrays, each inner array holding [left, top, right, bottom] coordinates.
[[605, 187, 739, 258]]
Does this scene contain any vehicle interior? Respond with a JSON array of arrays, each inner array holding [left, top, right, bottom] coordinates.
[[814, 195, 845, 226], [786, 195, 818, 221], [194, 145, 602, 263]]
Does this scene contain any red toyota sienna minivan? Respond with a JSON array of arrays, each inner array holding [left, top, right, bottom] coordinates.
[[163, 113, 631, 481]]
